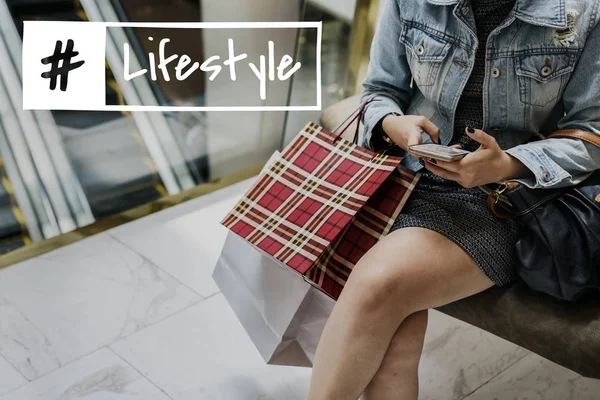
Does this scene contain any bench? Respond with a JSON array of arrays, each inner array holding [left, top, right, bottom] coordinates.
[[320, 95, 600, 379]]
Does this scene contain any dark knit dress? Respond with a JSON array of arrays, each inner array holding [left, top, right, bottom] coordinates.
[[390, 0, 520, 286]]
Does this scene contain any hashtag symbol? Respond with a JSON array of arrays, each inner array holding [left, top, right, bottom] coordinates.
[[41, 39, 85, 92]]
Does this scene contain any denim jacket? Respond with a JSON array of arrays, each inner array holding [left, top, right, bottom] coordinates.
[[361, 0, 600, 189]]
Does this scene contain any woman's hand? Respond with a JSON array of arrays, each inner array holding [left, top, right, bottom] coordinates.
[[424, 128, 530, 188], [382, 114, 441, 151]]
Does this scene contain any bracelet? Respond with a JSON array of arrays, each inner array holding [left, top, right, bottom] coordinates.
[[382, 133, 394, 144], [381, 112, 401, 144]]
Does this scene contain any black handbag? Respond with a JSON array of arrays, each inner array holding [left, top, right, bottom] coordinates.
[[484, 130, 600, 302]]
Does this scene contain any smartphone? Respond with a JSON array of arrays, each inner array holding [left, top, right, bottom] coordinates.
[[409, 144, 471, 162]]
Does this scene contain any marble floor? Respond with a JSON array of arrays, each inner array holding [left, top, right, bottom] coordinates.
[[0, 178, 599, 400]]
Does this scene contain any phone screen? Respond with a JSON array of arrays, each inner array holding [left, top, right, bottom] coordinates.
[[409, 144, 471, 161]]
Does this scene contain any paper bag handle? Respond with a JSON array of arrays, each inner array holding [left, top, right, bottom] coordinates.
[[333, 99, 379, 145]]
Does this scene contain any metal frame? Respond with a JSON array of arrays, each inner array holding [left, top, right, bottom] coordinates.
[[80, 0, 196, 194], [346, 0, 380, 96], [109, 0, 208, 184], [0, 35, 77, 234], [0, 73, 60, 239], [0, 122, 43, 242], [0, 0, 95, 231]]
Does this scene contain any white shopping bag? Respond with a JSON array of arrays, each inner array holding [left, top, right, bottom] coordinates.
[[213, 230, 335, 367]]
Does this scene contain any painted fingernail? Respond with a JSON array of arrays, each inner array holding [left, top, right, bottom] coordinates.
[[467, 127, 476, 134]]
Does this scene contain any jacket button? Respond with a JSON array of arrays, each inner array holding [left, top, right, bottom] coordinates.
[[417, 44, 425, 55], [491, 68, 501, 78], [541, 65, 552, 77], [541, 168, 551, 182], [595, 194, 600, 203]]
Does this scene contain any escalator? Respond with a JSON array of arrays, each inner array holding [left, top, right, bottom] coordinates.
[[6, 0, 167, 222], [0, 0, 210, 252], [0, 155, 30, 254]]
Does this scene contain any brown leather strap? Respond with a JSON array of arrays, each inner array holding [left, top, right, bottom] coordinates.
[[546, 129, 600, 148], [487, 195, 515, 220], [485, 129, 599, 219]]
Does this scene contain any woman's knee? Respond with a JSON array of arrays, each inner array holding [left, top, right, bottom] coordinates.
[[344, 227, 481, 319], [346, 247, 426, 317]]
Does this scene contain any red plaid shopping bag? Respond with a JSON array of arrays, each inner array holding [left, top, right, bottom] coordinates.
[[306, 166, 419, 299], [222, 116, 419, 299]]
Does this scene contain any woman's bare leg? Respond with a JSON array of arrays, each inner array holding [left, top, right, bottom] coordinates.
[[305, 228, 494, 400], [362, 310, 428, 400]]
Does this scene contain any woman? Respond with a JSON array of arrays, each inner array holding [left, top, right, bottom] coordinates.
[[306, 0, 600, 399]]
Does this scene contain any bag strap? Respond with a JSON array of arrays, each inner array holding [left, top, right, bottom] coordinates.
[[333, 99, 380, 145], [546, 129, 600, 148], [484, 128, 600, 219]]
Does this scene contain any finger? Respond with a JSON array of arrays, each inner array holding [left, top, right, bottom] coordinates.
[[418, 117, 441, 144], [424, 159, 461, 181], [460, 151, 486, 164], [466, 127, 497, 148], [449, 144, 462, 149], [431, 158, 462, 173], [406, 130, 423, 148]]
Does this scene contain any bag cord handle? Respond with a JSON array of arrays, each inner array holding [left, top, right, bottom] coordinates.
[[332, 99, 379, 145]]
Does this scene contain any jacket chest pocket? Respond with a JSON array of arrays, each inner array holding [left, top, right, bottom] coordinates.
[[400, 25, 451, 89], [515, 52, 577, 107]]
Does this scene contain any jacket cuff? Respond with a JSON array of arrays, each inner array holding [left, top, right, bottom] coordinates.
[[361, 96, 404, 151], [505, 145, 569, 189]]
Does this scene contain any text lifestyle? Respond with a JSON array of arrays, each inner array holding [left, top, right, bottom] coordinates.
[[124, 37, 302, 100]]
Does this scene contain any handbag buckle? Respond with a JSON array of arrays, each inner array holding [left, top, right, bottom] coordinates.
[[493, 182, 509, 204]]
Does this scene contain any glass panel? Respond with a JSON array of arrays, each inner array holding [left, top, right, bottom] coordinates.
[[0, 0, 303, 256], [283, 0, 358, 145]]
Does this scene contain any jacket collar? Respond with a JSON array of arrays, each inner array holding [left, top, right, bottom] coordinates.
[[426, 0, 568, 28]]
